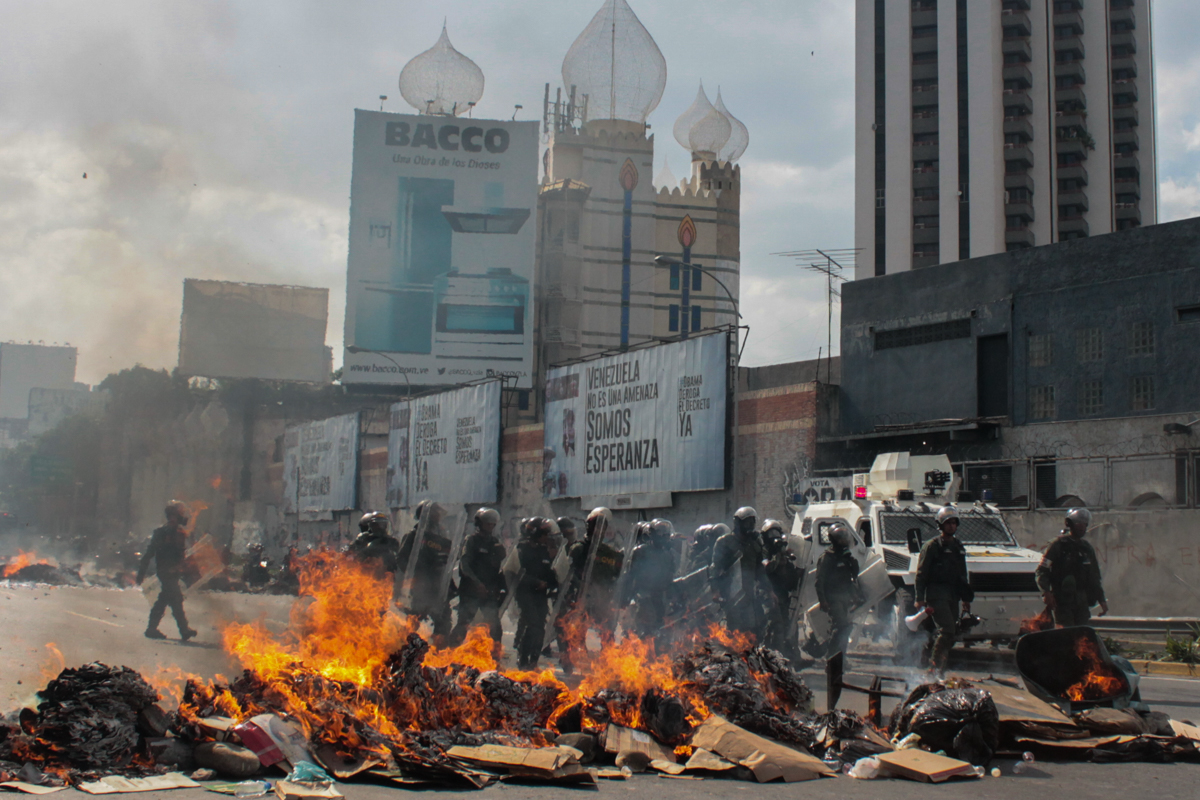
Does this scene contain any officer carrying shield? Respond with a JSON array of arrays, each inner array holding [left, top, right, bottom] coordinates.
[[710, 507, 766, 638], [815, 522, 866, 659], [449, 508, 506, 645], [915, 506, 974, 672]]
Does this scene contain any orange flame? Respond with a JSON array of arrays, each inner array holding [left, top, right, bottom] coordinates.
[[3, 550, 52, 578], [1064, 636, 1127, 702], [1019, 607, 1055, 636], [209, 475, 223, 490]]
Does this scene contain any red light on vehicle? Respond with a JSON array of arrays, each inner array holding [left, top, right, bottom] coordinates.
[[855, 486, 867, 499]]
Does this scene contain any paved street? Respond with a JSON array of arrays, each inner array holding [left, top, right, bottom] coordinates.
[[2, 581, 1198, 799]]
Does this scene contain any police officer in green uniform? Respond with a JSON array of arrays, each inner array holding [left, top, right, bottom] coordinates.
[[449, 508, 506, 645], [915, 506, 974, 672], [816, 522, 865, 659], [515, 517, 559, 670], [349, 511, 401, 577], [1036, 507, 1108, 627], [397, 500, 454, 638], [564, 507, 624, 647], [710, 507, 766, 639]]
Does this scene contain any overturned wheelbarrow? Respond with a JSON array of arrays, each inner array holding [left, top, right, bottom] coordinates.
[[1015, 626, 1143, 715]]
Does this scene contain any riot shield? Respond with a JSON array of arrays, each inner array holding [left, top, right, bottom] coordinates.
[[398, 503, 465, 630], [797, 524, 894, 658], [435, 507, 470, 623], [538, 525, 575, 652]]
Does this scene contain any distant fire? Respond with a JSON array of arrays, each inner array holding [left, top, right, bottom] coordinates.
[[2, 550, 52, 578], [1064, 636, 1127, 702], [1019, 607, 1055, 636]]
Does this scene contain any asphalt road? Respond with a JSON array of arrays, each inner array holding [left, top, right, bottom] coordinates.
[[2, 581, 1198, 799]]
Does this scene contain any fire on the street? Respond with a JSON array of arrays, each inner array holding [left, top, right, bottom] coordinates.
[[1063, 636, 1128, 703], [2, 550, 52, 579]]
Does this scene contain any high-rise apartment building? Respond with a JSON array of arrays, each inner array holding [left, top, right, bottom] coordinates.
[[855, 0, 1156, 279]]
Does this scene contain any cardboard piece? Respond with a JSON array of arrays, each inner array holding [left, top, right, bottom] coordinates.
[[587, 767, 630, 780], [196, 716, 238, 742], [273, 782, 342, 800], [234, 714, 313, 768], [602, 725, 676, 763], [649, 760, 686, 775], [446, 745, 593, 784], [1015, 734, 1131, 751], [684, 748, 737, 772], [312, 744, 384, 780], [690, 715, 834, 783], [77, 774, 200, 795], [1170, 720, 1200, 742], [0, 784, 65, 795], [876, 750, 979, 783]]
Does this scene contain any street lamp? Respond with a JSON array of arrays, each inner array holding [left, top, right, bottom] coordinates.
[[652, 255, 741, 319], [345, 345, 411, 399]]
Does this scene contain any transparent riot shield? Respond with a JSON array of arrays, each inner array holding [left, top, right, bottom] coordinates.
[[399, 503, 466, 632], [797, 523, 895, 657], [435, 507, 470, 624]]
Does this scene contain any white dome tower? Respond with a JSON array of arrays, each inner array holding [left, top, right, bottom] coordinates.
[[714, 88, 749, 162], [673, 82, 715, 151], [561, 0, 667, 124], [398, 25, 484, 116]]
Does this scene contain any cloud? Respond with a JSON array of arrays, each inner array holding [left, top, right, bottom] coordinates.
[[1160, 177, 1200, 223]]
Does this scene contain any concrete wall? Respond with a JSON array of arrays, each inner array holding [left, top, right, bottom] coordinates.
[[1007, 508, 1200, 617]]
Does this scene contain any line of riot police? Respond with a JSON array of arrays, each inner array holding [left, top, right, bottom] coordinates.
[[342, 502, 867, 671]]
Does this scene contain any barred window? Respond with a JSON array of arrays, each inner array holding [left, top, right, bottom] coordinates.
[[1130, 321, 1154, 356], [1078, 380, 1103, 416], [1030, 385, 1055, 420], [1076, 327, 1103, 363], [1028, 333, 1053, 367], [1131, 376, 1155, 411], [874, 318, 971, 350]]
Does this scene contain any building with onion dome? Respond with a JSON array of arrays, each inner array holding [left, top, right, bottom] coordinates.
[[534, 0, 747, 378]]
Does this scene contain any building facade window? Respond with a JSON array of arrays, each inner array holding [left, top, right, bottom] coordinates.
[[669, 265, 679, 291], [1129, 321, 1155, 356], [1076, 327, 1103, 363], [692, 269, 702, 291], [1131, 376, 1155, 411], [1028, 333, 1053, 367], [1078, 380, 1104, 416], [668, 304, 679, 332], [691, 305, 701, 331], [1030, 385, 1056, 420]]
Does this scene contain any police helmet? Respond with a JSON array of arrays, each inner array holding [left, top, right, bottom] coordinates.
[[935, 506, 960, 530], [1065, 507, 1092, 533], [693, 523, 713, 543], [761, 519, 785, 537], [733, 506, 758, 521], [649, 518, 674, 540], [586, 507, 612, 539], [528, 517, 555, 539], [413, 499, 431, 520], [474, 508, 500, 529], [557, 517, 577, 537], [710, 523, 732, 539], [359, 511, 389, 534], [828, 522, 853, 549], [164, 500, 190, 523]]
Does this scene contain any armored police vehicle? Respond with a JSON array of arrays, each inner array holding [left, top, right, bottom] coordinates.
[[791, 452, 1044, 662]]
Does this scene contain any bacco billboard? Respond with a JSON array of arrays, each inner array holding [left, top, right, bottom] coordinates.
[[343, 110, 538, 389], [543, 332, 729, 498], [387, 380, 502, 508]]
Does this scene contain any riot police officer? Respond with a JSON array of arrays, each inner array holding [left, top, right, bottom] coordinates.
[[348, 511, 401, 576], [762, 519, 802, 653], [398, 500, 453, 638], [627, 519, 677, 646], [710, 506, 766, 638], [1036, 507, 1108, 627], [137, 500, 198, 641], [515, 517, 559, 670], [915, 506, 974, 672], [816, 522, 865, 659], [450, 508, 507, 645], [564, 507, 624, 647]]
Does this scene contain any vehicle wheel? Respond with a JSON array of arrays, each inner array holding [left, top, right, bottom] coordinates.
[[891, 587, 926, 666]]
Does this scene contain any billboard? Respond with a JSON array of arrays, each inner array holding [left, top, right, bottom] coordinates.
[[282, 412, 360, 514], [178, 279, 331, 383], [543, 332, 729, 498], [387, 380, 502, 508], [342, 110, 538, 389]]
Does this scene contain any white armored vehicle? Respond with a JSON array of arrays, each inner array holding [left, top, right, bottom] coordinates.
[[790, 452, 1044, 662]]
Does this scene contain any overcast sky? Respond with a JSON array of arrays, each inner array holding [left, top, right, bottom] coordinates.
[[2, 0, 1198, 385]]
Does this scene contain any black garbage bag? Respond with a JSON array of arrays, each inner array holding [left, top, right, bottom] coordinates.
[[894, 686, 1000, 766]]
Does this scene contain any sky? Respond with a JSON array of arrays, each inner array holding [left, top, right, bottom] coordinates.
[[1, 0, 1198, 385]]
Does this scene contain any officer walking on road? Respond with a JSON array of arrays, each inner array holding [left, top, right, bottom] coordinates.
[[816, 522, 865, 659], [515, 517, 559, 670], [1036, 507, 1108, 627], [450, 508, 507, 646], [137, 500, 198, 641], [915, 506, 974, 672]]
